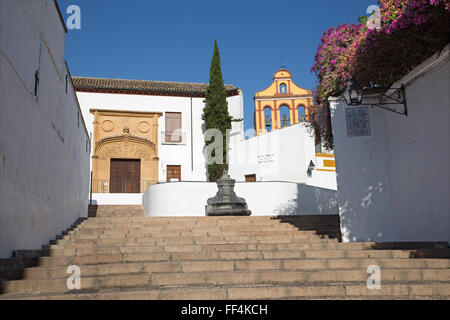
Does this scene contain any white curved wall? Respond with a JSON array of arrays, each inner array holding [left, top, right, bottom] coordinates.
[[142, 181, 338, 217]]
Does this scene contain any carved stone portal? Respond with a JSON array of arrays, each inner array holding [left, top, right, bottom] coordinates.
[[91, 110, 162, 192]]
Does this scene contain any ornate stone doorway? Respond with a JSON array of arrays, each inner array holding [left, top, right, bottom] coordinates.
[[110, 159, 141, 193], [91, 110, 161, 193]]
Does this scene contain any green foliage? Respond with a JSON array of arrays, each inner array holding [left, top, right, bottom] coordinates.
[[358, 15, 369, 25], [202, 39, 233, 182]]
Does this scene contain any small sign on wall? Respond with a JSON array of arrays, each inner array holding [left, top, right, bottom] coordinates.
[[257, 153, 276, 164], [345, 107, 371, 137]]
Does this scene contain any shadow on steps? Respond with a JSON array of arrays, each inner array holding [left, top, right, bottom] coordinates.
[[0, 217, 88, 293], [272, 215, 342, 242]]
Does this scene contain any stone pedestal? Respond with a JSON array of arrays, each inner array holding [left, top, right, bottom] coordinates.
[[205, 171, 251, 216]]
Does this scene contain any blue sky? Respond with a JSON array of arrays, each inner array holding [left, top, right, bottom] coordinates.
[[58, 0, 375, 132]]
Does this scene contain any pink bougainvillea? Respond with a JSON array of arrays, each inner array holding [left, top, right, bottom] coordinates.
[[310, 0, 449, 150], [311, 0, 450, 105]]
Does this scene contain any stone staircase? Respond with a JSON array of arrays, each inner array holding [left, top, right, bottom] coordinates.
[[0, 205, 449, 300]]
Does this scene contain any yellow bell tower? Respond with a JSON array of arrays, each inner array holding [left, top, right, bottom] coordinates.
[[254, 68, 313, 135]]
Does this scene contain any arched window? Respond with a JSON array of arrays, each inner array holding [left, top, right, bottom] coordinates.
[[264, 107, 272, 131], [297, 105, 306, 123], [280, 105, 290, 128], [279, 83, 287, 94]]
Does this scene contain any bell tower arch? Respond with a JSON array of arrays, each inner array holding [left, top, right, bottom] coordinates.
[[254, 68, 313, 135]]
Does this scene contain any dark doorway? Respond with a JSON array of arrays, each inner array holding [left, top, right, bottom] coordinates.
[[110, 159, 141, 193]]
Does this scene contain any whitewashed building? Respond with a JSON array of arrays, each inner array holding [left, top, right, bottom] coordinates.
[[329, 45, 450, 244], [0, 0, 90, 258], [73, 77, 244, 204], [229, 123, 337, 190]]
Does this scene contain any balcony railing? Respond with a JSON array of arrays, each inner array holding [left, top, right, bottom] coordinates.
[[91, 180, 159, 194], [161, 130, 186, 145]]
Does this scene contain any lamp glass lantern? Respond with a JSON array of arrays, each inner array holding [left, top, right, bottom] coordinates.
[[307, 160, 315, 177], [343, 77, 363, 106]]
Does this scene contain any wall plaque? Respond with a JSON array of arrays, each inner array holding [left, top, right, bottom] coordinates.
[[345, 107, 371, 137]]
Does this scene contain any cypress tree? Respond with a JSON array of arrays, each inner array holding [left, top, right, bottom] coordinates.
[[202, 39, 233, 182]]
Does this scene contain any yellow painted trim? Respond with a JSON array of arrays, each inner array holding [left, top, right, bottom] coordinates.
[[315, 153, 335, 158], [316, 169, 336, 172], [323, 160, 336, 168]]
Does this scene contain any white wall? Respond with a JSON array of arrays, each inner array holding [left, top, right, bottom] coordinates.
[[142, 181, 338, 217], [229, 122, 337, 190], [90, 193, 143, 205], [0, 1, 90, 258], [330, 46, 450, 243], [76, 88, 243, 183]]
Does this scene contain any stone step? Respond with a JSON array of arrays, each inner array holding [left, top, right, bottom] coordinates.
[[64, 229, 334, 238], [78, 220, 338, 227], [2, 268, 450, 294], [44, 241, 449, 254], [81, 215, 340, 224], [20, 258, 450, 280], [33, 248, 450, 267], [86, 214, 338, 219], [82, 217, 340, 223], [63, 237, 339, 247], [0, 258, 36, 281], [62, 232, 340, 242], [78, 221, 339, 228], [1, 207, 447, 300], [59, 231, 340, 244], [2, 282, 449, 300], [82, 215, 339, 221], [76, 226, 339, 233]]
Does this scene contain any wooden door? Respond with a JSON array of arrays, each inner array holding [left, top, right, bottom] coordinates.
[[110, 159, 141, 193], [166, 165, 181, 182], [245, 174, 257, 182]]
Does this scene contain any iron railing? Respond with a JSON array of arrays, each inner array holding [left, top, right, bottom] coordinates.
[[91, 180, 159, 194], [161, 131, 186, 144]]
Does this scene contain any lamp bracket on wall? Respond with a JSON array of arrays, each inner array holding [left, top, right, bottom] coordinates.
[[360, 86, 408, 117], [344, 77, 408, 117]]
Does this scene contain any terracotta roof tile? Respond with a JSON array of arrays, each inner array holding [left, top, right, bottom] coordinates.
[[72, 76, 239, 97]]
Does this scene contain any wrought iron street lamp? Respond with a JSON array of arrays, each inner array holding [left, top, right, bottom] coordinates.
[[343, 76, 363, 106], [307, 160, 315, 177]]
